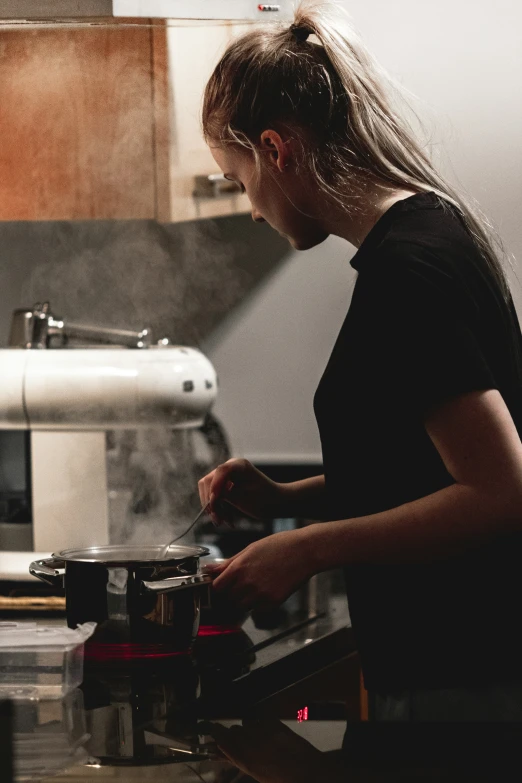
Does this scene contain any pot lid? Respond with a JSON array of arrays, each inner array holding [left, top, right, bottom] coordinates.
[[53, 544, 209, 565]]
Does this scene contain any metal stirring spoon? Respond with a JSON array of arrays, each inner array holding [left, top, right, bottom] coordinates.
[[158, 503, 209, 559], [158, 481, 236, 559]]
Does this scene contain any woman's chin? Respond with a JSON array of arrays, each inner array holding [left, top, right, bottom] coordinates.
[[289, 232, 329, 251]]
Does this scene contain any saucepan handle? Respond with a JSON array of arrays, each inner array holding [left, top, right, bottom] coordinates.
[[29, 557, 66, 588], [141, 573, 212, 594]]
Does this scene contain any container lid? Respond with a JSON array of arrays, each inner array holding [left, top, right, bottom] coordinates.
[[53, 544, 209, 564], [0, 622, 96, 649]]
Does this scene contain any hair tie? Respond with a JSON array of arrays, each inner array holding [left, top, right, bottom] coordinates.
[[290, 24, 312, 43]]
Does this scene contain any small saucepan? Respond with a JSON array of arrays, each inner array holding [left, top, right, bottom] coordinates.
[[29, 544, 212, 653]]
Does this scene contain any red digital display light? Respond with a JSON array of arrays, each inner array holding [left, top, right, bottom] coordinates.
[[296, 706, 309, 723]]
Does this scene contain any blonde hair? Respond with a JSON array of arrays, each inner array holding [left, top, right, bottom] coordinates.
[[203, 0, 510, 297]]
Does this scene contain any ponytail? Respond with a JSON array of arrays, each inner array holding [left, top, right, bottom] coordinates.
[[203, 0, 510, 298]]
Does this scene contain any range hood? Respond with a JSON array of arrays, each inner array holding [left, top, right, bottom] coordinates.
[[0, 0, 293, 21]]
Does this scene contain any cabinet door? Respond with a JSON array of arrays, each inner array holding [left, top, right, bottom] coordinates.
[[167, 22, 251, 223], [0, 22, 165, 220]]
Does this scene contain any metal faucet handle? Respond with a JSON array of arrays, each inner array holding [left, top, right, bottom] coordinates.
[[8, 302, 153, 349], [55, 321, 152, 349]]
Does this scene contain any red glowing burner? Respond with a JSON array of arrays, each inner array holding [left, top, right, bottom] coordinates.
[[197, 624, 243, 637], [84, 642, 191, 662]]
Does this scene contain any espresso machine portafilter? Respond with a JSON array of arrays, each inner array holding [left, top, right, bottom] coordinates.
[[0, 303, 218, 557]]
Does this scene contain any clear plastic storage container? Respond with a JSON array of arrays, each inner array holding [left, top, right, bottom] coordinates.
[[0, 622, 96, 699], [12, 687, 90, 781]]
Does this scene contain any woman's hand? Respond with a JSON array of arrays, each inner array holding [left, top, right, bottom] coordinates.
[[211, 528, 316, 611], [210, 719, 333, 783], [198, 458, 288, 526]]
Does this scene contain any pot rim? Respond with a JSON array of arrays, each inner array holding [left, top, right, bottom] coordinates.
[[52, 544, 210, 565]]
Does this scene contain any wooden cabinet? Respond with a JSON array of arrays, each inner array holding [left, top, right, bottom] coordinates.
[[0, 20, 251, 223], [0, 22, 167, 220], [167, 22, 251, 222]]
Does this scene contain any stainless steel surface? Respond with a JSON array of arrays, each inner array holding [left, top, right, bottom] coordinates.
[[141, 572, 212, 592], [201, 556, 226, 570], [8, 302, 152, 349], [50, 543, 209, 564], [29, 544, 211, 650], [28, 556, 66, 587]]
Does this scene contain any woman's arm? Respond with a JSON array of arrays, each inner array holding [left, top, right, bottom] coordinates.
[[212, 389, 522, 609], [305, 388, 522, 569], [278, 474, 328, 519], [199, 460, 328, 522]]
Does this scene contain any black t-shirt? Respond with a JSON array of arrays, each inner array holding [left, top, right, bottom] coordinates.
[[314, 191, 522, 691]]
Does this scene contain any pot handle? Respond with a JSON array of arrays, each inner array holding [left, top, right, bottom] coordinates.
[[141, 573, 212, 594], [29, 557, 66, 588]]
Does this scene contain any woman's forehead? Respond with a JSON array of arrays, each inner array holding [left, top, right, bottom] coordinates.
[[209, 144, 228, 166], [210, 144, 250, 173]]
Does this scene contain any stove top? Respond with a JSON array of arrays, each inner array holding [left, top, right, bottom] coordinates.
[[3, 583, 356, 781]]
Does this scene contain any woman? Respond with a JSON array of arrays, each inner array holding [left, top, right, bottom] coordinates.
[[198, 1, 522, 721]]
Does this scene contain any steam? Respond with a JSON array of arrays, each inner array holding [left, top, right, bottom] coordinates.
[[19, 219, 249, 348], [107, 428, 199, 546]]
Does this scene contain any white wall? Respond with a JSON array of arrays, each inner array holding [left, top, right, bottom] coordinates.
[[204, 0, 522, 462], [204, 234, 357, 462]]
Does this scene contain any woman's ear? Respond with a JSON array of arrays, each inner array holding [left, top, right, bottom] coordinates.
[[260, 130, 290, 172]]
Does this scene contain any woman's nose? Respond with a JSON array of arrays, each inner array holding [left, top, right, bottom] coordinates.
[[252, 209, 265, 223]]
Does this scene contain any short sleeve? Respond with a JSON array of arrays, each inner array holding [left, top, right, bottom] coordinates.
[[359, 244, 497, 419]]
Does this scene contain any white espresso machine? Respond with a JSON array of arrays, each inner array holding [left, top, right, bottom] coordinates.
[[0, 303, 218, 571]]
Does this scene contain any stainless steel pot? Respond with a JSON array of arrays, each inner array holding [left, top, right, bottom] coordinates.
[[29, 545, 212, 653]]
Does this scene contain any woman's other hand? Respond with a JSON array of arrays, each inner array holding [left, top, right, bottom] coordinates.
[[211, 528, 315, 611], [198, 458, 287, 526], [210, 719, 335, 783]]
